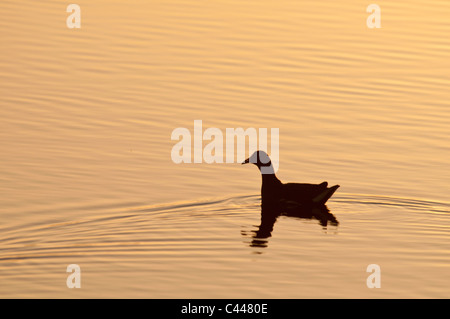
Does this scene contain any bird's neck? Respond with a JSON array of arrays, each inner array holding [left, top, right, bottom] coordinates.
[[261, 171, 281, 186], [261, 172, 281, 207], [258, 161, 280, 184]]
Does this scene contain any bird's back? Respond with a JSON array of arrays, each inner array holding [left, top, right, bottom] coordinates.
[[281, 181, 329, 202]]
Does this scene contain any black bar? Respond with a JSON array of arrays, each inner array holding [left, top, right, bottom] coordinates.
[[2, 299, 442, 317]]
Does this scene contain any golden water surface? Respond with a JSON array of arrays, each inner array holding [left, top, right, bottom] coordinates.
[[1, 0, 450, 298]]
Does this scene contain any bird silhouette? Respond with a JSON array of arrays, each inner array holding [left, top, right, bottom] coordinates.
[[241, 150, 340, 248], [242, 150, 340, 207]]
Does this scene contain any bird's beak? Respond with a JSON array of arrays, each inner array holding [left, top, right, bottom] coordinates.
[[242, 158, 250, 165]]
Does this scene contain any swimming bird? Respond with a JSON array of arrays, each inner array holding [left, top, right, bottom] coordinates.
[[242, 150, 339, 207]]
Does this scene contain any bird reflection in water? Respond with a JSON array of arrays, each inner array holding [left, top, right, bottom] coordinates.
[[244, 201, 339, 249]]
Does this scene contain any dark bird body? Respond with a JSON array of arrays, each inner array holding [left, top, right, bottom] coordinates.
[[243, 151, 339, 207]]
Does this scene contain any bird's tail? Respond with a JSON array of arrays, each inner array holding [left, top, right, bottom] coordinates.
[[312, 185, 340, 205]]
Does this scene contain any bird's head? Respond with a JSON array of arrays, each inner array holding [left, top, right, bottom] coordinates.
[[242, 150, 272, 168]]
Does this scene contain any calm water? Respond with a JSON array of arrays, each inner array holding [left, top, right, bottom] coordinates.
[[1, 0, 450, 298]]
